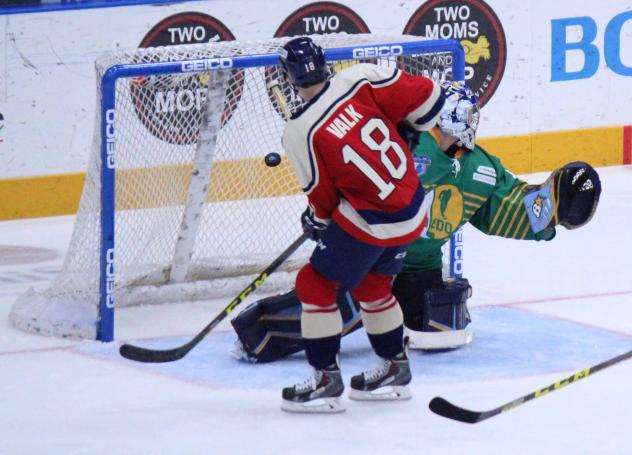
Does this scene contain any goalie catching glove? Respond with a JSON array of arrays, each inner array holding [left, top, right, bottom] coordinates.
[[524, 161, 601, 235]]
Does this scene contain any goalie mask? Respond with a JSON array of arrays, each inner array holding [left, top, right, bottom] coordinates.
[[438, 81, 480, 150]]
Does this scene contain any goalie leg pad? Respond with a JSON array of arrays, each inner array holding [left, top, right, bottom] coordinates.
[[405, 277, 473, 350], [423, 278, 472, 332], [230, 290, 303, 363], [393, 268, 444, 331], [230, 289, 362, 363]]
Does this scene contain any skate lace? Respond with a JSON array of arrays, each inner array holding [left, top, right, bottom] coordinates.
[[364, 358, 391, 383], [295, 370, 322, 393]]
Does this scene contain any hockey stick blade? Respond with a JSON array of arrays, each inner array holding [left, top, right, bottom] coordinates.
[[428, 397, 491, 424], [119, 233, 309, 363], [119, 334, 203, 363], [428, 349, 632, 424]]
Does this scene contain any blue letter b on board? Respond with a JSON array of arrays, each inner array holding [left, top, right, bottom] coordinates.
[[551, 17, 599, 81]]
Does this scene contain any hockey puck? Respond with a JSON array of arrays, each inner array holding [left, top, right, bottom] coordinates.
[[264, 152, 282, 167]]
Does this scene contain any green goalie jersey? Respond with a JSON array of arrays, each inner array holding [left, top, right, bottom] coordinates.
[[404, 131, 555, 272]]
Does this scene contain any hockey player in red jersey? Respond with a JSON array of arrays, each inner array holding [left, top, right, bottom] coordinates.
[[278, 37, 445, 413]]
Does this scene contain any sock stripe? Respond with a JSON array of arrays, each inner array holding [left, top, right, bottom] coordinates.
[[302, 302, 338, 313], [359, 295, 396, 313], [360, 297, 404, 335]]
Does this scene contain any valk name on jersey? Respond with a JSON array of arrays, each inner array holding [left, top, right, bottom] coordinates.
[[325, 104, 364, 139]]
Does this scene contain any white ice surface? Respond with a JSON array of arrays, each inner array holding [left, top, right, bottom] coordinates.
[[1, 166, 631, 454]]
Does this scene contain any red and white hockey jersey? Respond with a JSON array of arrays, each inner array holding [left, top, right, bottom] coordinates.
[[282, 63, 444, 246]]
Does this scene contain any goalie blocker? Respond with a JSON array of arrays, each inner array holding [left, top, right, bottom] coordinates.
[[230, 271, 472, 363]]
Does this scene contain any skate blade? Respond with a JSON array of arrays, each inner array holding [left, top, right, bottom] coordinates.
[[348, 385, 412, 401], [281, 397, 346, 413]]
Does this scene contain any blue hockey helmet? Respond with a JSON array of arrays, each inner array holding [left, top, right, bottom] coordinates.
[[279, 37, 329, 88]]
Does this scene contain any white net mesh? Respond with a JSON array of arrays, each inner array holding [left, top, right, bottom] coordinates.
[[11, 34, 456, 339]]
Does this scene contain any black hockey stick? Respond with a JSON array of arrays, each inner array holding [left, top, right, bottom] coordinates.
[[119, 232, 309, 363], [429, 349, 632, 424]]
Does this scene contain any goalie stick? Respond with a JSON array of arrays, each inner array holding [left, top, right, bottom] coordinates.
[[429, 349, 632, 424], [119, 233, 309, 363]]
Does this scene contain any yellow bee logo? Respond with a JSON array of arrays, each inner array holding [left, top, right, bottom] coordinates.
[[461, 36, 491, 65]]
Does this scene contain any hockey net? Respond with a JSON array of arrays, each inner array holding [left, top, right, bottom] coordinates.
[[11, 34, 462, 340]]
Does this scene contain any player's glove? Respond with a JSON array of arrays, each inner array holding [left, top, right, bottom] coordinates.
[[300, 206, 329, 241], [438, 82, 480, 150]]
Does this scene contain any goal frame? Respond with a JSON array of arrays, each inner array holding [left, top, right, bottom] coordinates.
[[97, 38, 465, 341]]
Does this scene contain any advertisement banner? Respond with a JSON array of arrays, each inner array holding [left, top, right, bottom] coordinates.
[[0, 0, 630, 219]]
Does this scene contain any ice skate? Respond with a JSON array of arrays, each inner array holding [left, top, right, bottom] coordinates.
[[348, 351, 412, 401], [281, 364, 345, 413]]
